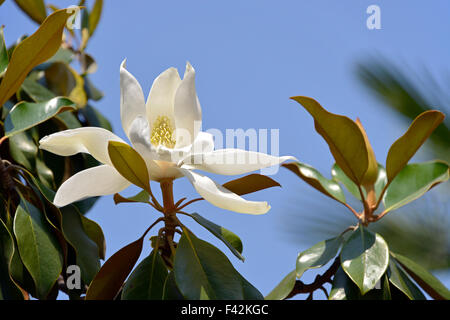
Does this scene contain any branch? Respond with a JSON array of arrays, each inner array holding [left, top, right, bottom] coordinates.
[[342, 203, 361, 220], [175, 197, 203, 211], [284, 257, 340, 300]]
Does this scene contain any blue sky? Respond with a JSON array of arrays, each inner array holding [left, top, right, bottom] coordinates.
[[2, 0, 450, 299]]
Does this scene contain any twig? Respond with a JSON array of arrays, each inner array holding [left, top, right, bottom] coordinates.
[[141, 217, 164, 239], [174, 197, 187, 209], [284, 257, 340, 300], [370, 209, 389, 222], [342, 203, 361, 220], [147, 188, 163, 212], [319, 286, 329, 299], [0, 136, 8, 148], [176, 197, 203, 211]]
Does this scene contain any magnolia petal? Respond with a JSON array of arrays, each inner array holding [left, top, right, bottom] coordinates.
[[181, 149, 296, 175], [128, 116, 154, 155], [127, 116, 170, 180], [179, 168, 270, 214], [120, 59, 146, 138], [39, 127, 125, 165], [145, 131, 215, 165], [53, 165, 131, 207], [173, 62, 202, 149], [146, 67, 181, 130]]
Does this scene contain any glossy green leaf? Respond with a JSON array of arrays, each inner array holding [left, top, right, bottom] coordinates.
[[85, 236, 143, 300], [162, 272, 185, 300], [36, 157, 55, 189], [388, 258, 425, 300], [3, 201, 35, 297], [122, 250, 168, 300], [108, 141, 150, 192], [113, 190, 150, 205], [392, 252, 450, 300], [88, 0, 103, 36], [189, 213, 244, 261], [291, 96, 371, 185], [0, 219, 23, 300], [9, 130, 37, 170], [239, 273, 264, 300], [174, 229, 249, 300], [0, 26, 8, 75], [60, 206, 100, 285], [13, 0, 47, 24], [331, 269, 390, 301], [5, 97, 76, 137], [13, 199, 63, 298], [0, 9, 73, 108], [79, 215, 106, 260], [55, 110, 82, 129], [9, 242, 34, 298], [283, 162, 345, 203], [383, 161, 449, 213], [265, 269, 296, 300], [21, 75, 56, 102], [340, 226, 389, 294], [222, 174, 281, 196], [296, 236, 342, 278], [386, 110, 445, 182], [26, 173, 55, 204], [329, 267, 361, 300]]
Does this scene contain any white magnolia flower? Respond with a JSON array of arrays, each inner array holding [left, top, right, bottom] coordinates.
[[39, 60, 294, 214]]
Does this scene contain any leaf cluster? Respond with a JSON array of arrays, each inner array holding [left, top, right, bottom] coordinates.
[[273, 97, 449, 300], [0, 2, 108, 300]]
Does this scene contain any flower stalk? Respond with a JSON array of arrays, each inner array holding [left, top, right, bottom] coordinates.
[[158, 179, 180, 268]]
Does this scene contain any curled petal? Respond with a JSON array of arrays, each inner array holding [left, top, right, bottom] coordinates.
[[120, 59, 146, 138], [39, 127, 125, 165], [146, 67, 181, 129], [181, 148, 296, 175], [128, 116, 154, 155], [53, 165, 131, 207], [173, 62, 202, 148], [179, 168, 270, 214]]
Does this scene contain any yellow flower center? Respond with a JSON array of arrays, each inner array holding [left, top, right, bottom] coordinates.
[[150, 116, 176, 148]]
